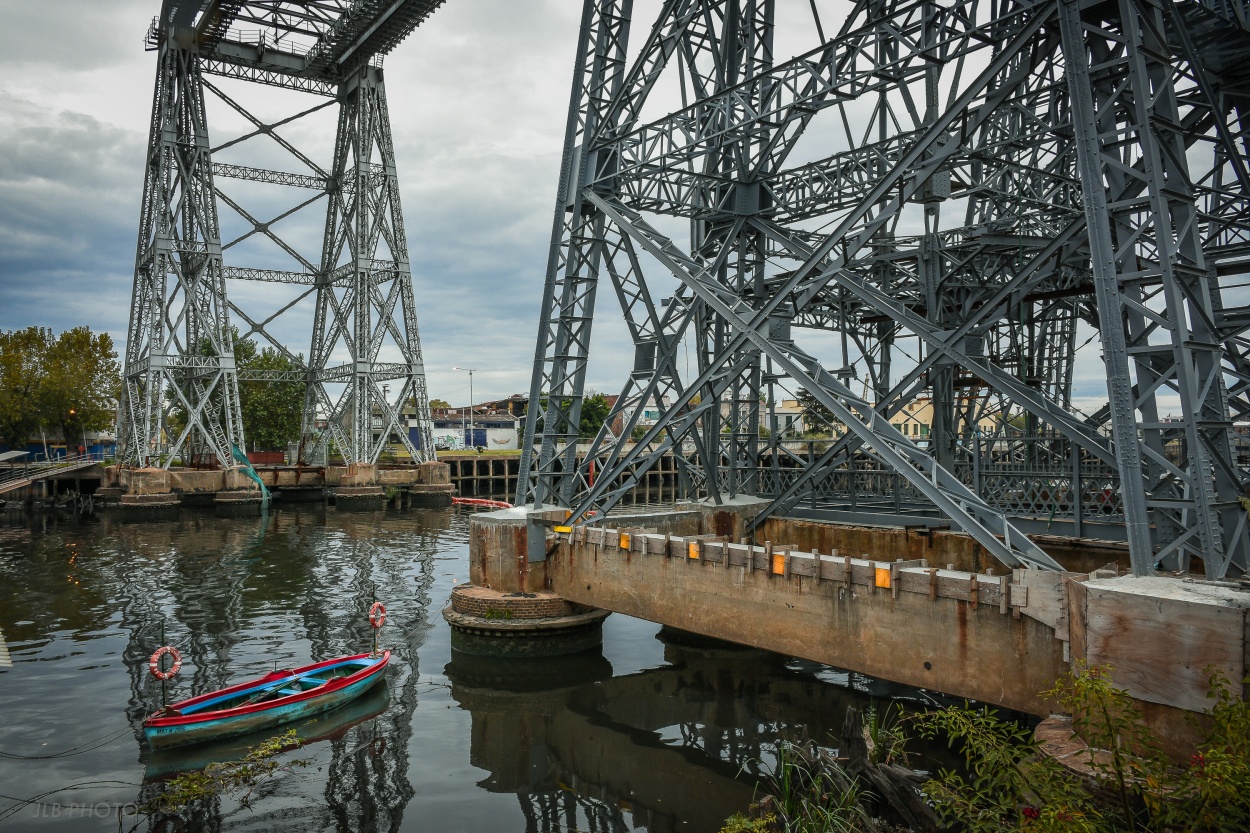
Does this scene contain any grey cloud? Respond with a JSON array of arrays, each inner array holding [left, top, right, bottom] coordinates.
[[0, 93, 143, 341]]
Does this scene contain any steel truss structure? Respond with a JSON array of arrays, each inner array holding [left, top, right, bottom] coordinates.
[[119, 0, 442, 469], [520, 0, 1250, 577]]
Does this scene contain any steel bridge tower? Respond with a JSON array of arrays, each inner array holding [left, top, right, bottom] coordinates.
[[519, 0, 1250, 579], [118, 0, 442, 469]]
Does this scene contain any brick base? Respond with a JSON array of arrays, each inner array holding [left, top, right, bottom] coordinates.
[[450, 584, 591, 619]]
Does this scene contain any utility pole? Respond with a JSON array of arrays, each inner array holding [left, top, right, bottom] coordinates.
[[454, 367, 476, 449]]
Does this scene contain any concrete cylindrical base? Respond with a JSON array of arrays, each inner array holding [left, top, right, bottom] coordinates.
[[408, 485, 455, 508], [118, 494, 180, 522], [94, 487, 122, 505], [275, 485, 324, 503], [334, 487, 386, 512], [442, 584, 610, 658], [214, 492, 264, 517]]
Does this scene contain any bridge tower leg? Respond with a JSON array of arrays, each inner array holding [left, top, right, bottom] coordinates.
[[1059, 0, 1250, 579], [303, 66, 434, 466], [118, 39, 243, 469]]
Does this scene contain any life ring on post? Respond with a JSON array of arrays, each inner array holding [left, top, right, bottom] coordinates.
[[149, 646, 182, 680], [368, 602, 387, 629]]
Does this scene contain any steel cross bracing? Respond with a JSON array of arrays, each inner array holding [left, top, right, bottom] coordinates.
[[519, 0, 1250, 577], [118, 0, 441, 468]]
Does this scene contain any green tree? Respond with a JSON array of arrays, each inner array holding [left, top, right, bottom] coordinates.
[[796, 387, 836, 434], [0, 327, 52, 448], [234, 336, 306, 451], [580, 392, 611, 438], [42, 327, 120, 451], [531, 393, 610, 439], [0, 327, 118, 452], [429, 399, 450, 410]]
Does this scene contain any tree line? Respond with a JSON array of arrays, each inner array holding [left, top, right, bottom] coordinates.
[[0, 325, 309, 457], [0, 327, 120, 453]]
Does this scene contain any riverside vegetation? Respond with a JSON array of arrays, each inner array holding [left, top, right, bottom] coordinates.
[[723, 665, 1250, 833], [138, 729, 310, 824]]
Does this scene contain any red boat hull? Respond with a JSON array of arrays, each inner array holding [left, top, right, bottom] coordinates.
[[143, 651, 389, 750]]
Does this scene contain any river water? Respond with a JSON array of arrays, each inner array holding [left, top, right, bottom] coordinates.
[[0, 505, 940, 832]]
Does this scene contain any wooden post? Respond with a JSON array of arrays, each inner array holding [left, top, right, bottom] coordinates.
[[928, 568, 938, 601], [999, 574, 1010, 615], [969, 573, 979, 611]]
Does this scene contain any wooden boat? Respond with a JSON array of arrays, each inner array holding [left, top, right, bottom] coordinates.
[[144, 681, 390, 780], [143, 651, 389, 750]]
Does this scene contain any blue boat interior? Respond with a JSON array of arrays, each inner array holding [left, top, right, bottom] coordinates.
[[176, 658, 379, 716]]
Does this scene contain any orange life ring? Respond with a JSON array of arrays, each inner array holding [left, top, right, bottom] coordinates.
[[149, 646, 182, 680], [368, 601, 387, 629]]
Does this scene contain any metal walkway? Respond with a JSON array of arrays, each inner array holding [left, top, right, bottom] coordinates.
[[0, 454, 103, 496]]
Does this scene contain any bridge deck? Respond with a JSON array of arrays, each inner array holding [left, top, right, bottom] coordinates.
[[0, 456, 102, 495]]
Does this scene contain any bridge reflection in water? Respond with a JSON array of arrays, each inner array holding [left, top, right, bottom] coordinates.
[[1, 507, 966, 832], [446, 628, 937, 833]]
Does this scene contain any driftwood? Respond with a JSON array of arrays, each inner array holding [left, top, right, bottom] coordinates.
[[842, 706, 941, 832]]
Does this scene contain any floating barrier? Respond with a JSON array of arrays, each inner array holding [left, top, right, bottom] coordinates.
[[452, 497, 513, 510]]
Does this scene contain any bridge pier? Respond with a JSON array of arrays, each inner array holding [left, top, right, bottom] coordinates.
[[99, 461, 454, 517], [467, 501, 1249, 758]]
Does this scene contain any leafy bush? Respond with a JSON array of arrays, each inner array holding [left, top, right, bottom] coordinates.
[[916, 664, 1250, 832]]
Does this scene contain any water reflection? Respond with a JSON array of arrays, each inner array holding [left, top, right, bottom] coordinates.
[[445, 628, 931, 833], [1, 506, 951, 833]]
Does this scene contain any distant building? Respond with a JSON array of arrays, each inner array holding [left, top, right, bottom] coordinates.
[[416, 398, 520, 451], [772, 399, 806, 437]]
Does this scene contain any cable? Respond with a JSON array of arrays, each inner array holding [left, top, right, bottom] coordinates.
[[0, 780, 137, 825], [0, 727, 133, 760]]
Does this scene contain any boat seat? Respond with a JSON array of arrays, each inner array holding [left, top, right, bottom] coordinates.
[[276, 687, 304, 696]]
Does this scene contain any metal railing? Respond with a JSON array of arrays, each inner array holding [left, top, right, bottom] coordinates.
[[0, 452, 106, 496]]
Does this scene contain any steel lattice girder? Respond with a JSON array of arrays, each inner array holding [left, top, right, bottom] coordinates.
[[304, 66, 435, 465], [154, 1, 446, 89], [519, 0, 1250, 577], [118, 43, 244, 469], [119, 2, 440, 468]]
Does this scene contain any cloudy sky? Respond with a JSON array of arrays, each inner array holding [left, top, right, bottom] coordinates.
[[0, 0, 1128, 416], [0, 0, 613, 408]]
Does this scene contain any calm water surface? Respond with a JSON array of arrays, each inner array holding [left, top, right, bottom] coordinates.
[[0, 505, 934, 832]]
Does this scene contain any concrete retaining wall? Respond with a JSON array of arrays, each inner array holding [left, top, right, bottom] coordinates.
[[468, 502, 1250, 756]]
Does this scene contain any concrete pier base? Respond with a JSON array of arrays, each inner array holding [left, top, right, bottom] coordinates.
[[443, 584, 610, 658], [94, 487, 122, 505], [118, 493, 180, 521], [213, 491, 264, 517], [333, 486, 386, 511], [408, 484, 455, 507], [465, 498, 1249, 758], [275, 485, 324, 503]]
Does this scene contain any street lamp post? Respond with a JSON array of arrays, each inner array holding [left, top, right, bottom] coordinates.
[[452, 366, 475, 449]]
